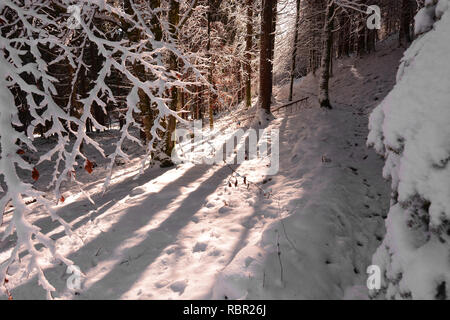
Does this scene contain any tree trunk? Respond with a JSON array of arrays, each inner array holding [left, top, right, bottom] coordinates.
[[399, 0, 412, 47], [196, 86, 201, 120], [357, 20, 366, 56], [162, 0, 180, 166], [367, 29, 377, 53], [207, 2, 214, 129], [258, 0, 277, 115], [289, 0, 301, 102], [245, 0, 253, 109], [124, 0, 161, 145], [318, 0, 334, 109]]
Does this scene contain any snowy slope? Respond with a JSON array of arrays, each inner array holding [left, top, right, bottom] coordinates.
[[212, 39, 404, 300], [1, 39, 403, 300]]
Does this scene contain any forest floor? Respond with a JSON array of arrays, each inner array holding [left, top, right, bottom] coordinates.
[[0, 38, 403, 299]]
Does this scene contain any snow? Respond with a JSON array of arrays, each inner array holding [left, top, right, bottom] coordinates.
[[367, 1, 450, 299], [414, 5, 437, 35], [1, 37, 403, 299], [213, 39, 403, 299], [0, 0, 218, 298]]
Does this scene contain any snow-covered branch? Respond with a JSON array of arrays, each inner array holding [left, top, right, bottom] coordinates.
[[0, 0, 206, 298]]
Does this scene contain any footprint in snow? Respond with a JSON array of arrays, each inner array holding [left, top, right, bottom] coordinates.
[[218, 206, 231, 214], [205, 202, 215, 208], [154, 280, 169, 288], [130, 187, 145, 196], [245, 256, 254, 268], [208, 249, 222, 256], [165, 245, 181, 255], [193, 242, 208, 252], [170, 280, 188, 295], [191, 216, 200, 223]]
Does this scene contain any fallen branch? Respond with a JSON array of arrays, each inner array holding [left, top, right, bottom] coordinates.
[[236, 96, 310, 123], [271, 96, 309, 113]]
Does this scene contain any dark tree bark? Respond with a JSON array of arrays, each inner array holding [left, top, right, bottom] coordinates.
[[399, 0, 413, 47], [124, 0, 161, 144], [357, 19, 366, 56], [245, 0, 253, 109], [318, 0, 334, 109], [367, 29, 377, 53], [88, 41, 106, 130], [270, 1, 277, 63], [289, 0, 301, 102], [160, 0, 180, 166], [207, 1, 214, 129], [258, 0, 277, 115]]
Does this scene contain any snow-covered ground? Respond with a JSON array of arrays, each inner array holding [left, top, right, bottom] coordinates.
[[213, 39, 404, 300], [1, 38, 403, 300]]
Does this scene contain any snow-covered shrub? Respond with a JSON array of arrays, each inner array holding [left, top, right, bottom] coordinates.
[[414, 0, 438, 35], [367, 0, 450, 299]]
